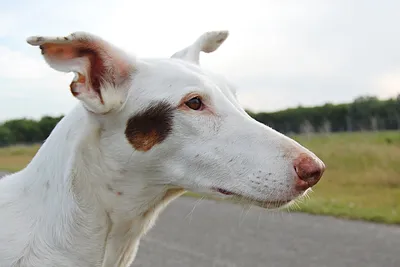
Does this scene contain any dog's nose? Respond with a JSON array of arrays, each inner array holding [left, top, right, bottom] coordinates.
[[293, 153, 325, 190]]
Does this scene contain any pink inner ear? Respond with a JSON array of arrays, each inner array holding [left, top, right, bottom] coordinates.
[[41, 42, 107, 102], [76, 46, 107, 94], [70, 73, 86, 97], [41, 43, 79, 60]]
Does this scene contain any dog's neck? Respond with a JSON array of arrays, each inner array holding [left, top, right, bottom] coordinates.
[[19, 104, 184, 267]]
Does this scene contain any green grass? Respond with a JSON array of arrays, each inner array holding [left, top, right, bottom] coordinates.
[[289, 131, 400, 225], [1, 131, 399, 224], [0, 144, 41, 172]]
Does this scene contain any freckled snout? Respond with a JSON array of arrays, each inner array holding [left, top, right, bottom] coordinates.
[[293, 153, 325, 191]]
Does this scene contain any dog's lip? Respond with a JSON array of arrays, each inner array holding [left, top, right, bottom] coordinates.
[[214, 187, 236, 195], [211, 187, 293, 208]]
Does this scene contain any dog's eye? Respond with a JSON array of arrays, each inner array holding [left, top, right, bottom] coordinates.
[[185, 97, 203, 110]]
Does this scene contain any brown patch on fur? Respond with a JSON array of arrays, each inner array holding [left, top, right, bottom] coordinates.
[[128, 130, 159, 152], [125, 101, 174, 152]]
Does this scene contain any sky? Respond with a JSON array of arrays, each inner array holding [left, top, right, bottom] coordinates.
[[0, 0, 399, 121]]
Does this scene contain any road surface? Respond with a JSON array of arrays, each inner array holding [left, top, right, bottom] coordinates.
[[1, 172, 399, 267], [133, 197, 400, 267]]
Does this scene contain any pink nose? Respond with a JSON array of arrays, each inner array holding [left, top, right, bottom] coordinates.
[[294, 153, 325, 190]]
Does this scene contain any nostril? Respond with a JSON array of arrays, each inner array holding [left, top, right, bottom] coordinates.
[[308, 168, 322, 180], [294, 154, 324, 187]]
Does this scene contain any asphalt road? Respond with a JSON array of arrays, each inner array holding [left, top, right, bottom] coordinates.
[[134, 197, 400, 267], [1, 172, 399, 267]]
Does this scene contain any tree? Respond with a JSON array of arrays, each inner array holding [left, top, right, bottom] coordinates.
[[38, 116, 63, 141], [0, 126, 15, 147]]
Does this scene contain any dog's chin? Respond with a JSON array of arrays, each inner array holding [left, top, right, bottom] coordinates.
[[209, 187, 299, 210], [228, 195, 294, 209]]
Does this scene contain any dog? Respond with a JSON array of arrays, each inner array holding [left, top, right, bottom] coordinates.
[[0, 30, 325, 267]]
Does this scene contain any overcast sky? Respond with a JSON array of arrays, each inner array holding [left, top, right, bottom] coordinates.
[[0, 0, 399, 121]]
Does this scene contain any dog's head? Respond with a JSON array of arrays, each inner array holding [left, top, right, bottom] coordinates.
[[27, 31, 325, 209]]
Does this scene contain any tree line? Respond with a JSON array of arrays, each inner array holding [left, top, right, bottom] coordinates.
[[248, 95, 400, 135], [0, 95, 399, 147], [0, 116, 64, 147]]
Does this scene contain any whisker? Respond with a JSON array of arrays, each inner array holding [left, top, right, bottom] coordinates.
[[239, 200, 253, 227], [257, 209, 263, 229], [184, 196, 204, 224]]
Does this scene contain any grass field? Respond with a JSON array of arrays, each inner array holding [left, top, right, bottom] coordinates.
[[290, 131, 400, 225], [0, 131, 399, 224], [0, 144, 41, 173]]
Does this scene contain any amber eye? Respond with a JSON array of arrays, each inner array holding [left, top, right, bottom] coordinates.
[[185, 97, 203, 110]]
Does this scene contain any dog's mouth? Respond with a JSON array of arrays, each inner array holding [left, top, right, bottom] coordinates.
[[212, 187, 294, 209]]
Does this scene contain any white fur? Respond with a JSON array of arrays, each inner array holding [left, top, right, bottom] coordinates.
[[0, 30, 324, 267]]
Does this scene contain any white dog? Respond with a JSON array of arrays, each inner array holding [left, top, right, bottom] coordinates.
[[0, 30, 325, 267]]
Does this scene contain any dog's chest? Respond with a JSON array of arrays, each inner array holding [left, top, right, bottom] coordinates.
[[16, 222, 108, 267]]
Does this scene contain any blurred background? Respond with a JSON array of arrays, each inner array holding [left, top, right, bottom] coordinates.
[[0, 0, 399, 266]]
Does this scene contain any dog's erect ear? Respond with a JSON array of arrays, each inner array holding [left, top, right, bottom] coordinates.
[[27, 32, 135, 114], [171, 31, 229, 64]]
